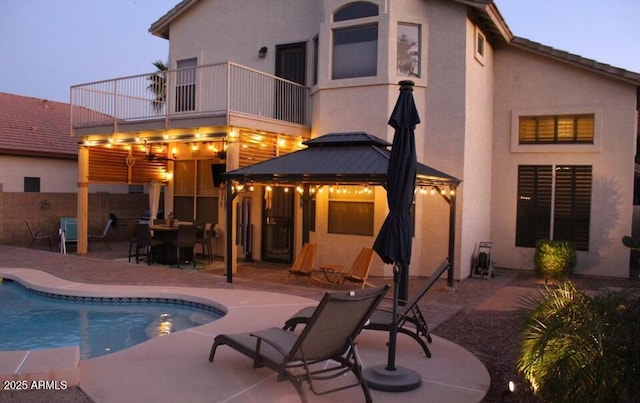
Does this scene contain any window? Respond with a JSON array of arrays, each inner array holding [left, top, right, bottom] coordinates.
[[516, 165, 592, 250], [334, 1, 378, 21], [332, 2, 379, 80], [397, 23, 420, 77], [176, 58, 197, 112], [128, 184, 144, 193], [312, 35, 319, 85], [474, 26, 486, 65], [328, 186, 374, 235], [24, 177, 40, 192], [173, 160, 218, 223], [519, 114, 595, 144]]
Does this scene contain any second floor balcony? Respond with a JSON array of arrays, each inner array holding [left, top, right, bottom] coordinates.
[[71, 62, 311, 137]]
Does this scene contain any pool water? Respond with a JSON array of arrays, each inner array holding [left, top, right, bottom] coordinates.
[[0, 279, 221, 359]]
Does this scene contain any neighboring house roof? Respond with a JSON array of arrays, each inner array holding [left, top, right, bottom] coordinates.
[[0, 92, 77, 159], [223, 132, 461, 186], [150, 0, 640, 86]]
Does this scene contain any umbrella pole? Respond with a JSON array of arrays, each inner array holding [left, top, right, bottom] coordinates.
[[386, 262, 400, 370], [363, 262, 422, 392]]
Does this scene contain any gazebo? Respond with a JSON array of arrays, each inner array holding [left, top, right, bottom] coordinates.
[[221, 132, 461, 285]]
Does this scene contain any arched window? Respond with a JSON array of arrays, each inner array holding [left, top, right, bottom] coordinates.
[[332, 2, 379, 80], [334, 1, 378, 22]]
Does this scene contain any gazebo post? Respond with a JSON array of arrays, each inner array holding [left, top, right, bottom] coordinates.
[[447, 187, 457, 288], [301, 184, 311, 245], [225, 179, 238, 283]]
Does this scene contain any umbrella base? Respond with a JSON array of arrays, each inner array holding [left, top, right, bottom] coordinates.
[[363, 364, 422, 392]]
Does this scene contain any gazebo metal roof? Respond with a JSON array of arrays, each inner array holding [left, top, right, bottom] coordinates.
[[223, 132, 460, 187], [220, 132, 460, 286]]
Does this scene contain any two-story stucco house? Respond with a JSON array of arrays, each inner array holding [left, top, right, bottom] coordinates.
[[70, 0, 640, 280]]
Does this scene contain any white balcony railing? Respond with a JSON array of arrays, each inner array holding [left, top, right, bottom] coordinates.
[[71, 61, 310, 129]]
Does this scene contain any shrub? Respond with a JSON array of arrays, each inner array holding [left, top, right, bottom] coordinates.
[[518, 281, 640, 402], [534, 240, 576, 281]]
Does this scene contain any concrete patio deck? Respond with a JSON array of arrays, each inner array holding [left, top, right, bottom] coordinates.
[[0, 242, 528, 402]]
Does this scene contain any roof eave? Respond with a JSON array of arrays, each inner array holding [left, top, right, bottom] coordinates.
[[0, 149, 77, 160], [149, 0, 200, 39], [510, 37, 640, 86], [452, 0, 513, 43]]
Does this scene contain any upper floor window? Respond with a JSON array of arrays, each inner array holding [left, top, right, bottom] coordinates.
[[332, 2, 379, 80], [519, 114, 595, 144], [474, 26, 486, 65], [397, 23, 421, 77], [333, 1, 378, 22]]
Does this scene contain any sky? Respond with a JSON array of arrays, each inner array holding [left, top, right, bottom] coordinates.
[[0, 0, 638, 104]]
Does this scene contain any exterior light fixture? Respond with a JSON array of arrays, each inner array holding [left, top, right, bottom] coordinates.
[[258, 46, 268, 58]]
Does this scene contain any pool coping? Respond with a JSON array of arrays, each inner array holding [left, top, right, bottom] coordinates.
[[0, 268, 491, 402]]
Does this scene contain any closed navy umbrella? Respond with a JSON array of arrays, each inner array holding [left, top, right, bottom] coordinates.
[[365, 80, 422, 392]]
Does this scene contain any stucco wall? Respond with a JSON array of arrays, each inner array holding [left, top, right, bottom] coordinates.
[[458, 19, 495, 278], [418, 0, 468, 277], [0, 155, 131, 194], [167, 0, 320, 75], [492, 47, 637, 278]]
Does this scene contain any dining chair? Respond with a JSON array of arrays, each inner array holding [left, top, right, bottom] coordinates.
[[171, 224, 198, 269], [195, 223, 213, 264], [132, 223, 165, 265]]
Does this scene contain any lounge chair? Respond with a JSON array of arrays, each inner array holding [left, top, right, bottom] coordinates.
[[25, 220, 52, 251], [284, 258, 450, 358], [285, 243, 318, 284], [209, 285, 389, 403], [334, 247, 375, 289]]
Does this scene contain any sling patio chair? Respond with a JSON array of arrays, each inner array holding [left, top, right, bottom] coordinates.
[[285, 243, 318, 284], [25, 220, 52, 251], [209, 285, 389, 403], [284, 258, 450, 359], [333, 247, 375, 289], [88, 218, 115, 250]]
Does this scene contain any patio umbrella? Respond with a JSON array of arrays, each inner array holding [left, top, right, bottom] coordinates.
[[364, 80, 422, 392]]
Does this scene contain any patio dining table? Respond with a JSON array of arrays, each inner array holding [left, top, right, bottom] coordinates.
[[150, 223, 202, 265]]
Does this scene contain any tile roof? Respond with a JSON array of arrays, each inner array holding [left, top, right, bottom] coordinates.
[[0, 92, 77, 159]]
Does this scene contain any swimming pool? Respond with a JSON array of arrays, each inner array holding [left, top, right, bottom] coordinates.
[[0, 279, 222, 359]]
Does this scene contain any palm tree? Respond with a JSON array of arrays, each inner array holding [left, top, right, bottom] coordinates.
[[147, 60, 168, 113], [518, 281, 640, 402]]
